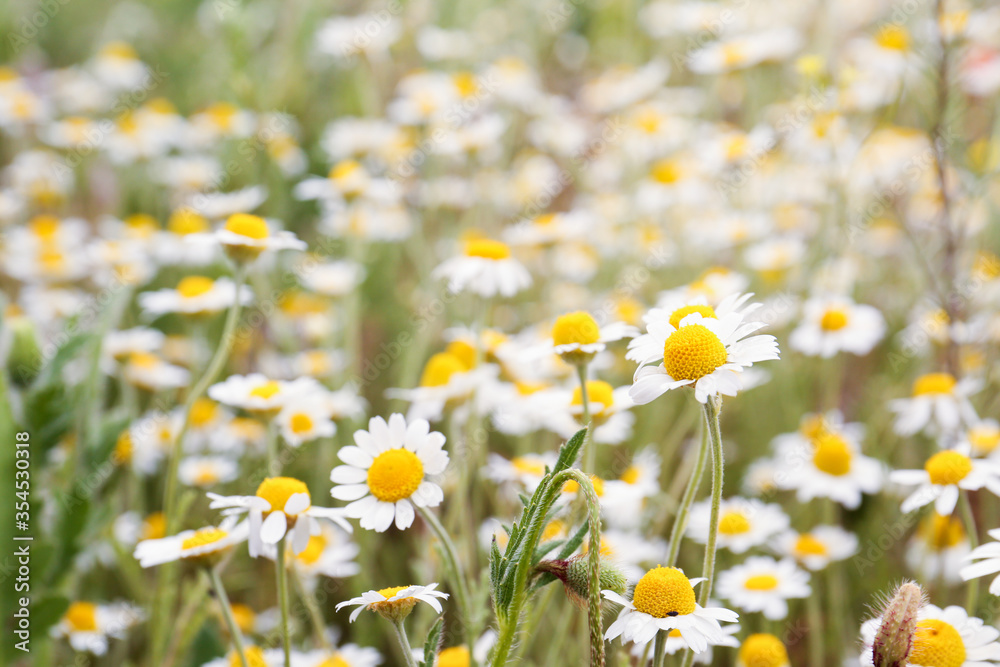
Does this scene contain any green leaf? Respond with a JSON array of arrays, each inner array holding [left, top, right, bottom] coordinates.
[[420, 616, 444, 667], [30, 596, 70, 638]]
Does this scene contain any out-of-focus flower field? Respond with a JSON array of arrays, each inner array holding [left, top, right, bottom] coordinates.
[[1, 0, 1000, 666]]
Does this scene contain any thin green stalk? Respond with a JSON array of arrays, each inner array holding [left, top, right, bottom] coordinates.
[[390, 619, 419, 667], [417, 506, 474, 646], [266, 418, 280, 475], [806, 580, 823, 667], [276, 539, 292, 667], [665, 418, 709, 567], [292, 569, 332, 650], [961, 491, 979, 613], [652, 631, 667, 667], [577, 364, 595, 474], [209, 567, 251, 667]]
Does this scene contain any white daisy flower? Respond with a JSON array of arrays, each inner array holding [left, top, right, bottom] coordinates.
[[889, 373, 982, 436], [736, 633, 790, 667], [208, 373, 324, 414], [276, 399, 337, 447], [336, 584, 449, 623], [908, 513, 970, 584], [549, 311, 638, 364], [687, 497, 790, 554], [385, 350, 495, 423], [716, 556, 811, 620], [139, 276, 252, 317], [265, 521, 360, 582], [330, 414, 449, 532], [298, 644, 383, 667], [773, 525, 858, 571], [432, 238, 532, 298], [628, 308, 779, 405], [630, 620, 740, 664], [859, 604, 1000, 667], [102, 327, 165, 363], [964, 419, 1000, 459], [178, 456, 239, 488], [188, 213, 306, 263], [296, 258, 365, 297], [890, 444, 1000, 515], [602, 566, 739, 651], [122, 352, 190, 391], [133, 518, 249, 567], [547, 379, 635, 445], [484, 452, 557, 494], [208, 476, 353, 558], [960, 527, 1000, 596], [50, 601, 144, 655], [199, 646, 283, 667], [789, 296, 886, 358]]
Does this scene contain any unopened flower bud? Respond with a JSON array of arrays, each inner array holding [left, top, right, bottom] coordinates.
[[537, 556, 627, 607], [872, 581, 924, 667]]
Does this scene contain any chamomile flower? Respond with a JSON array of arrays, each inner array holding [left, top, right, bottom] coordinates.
[[51, 601, 143, 655], [602, 566, 739, 651], [385, 350, 493, 422], [276, 399, 337, 447], [858, 604, 1000, 667], [890, 445, 1000, 515], [330, 414, 449, 532], [773, 525, 858, 571], [548, 379, 635, 444], [208, 476, 352, 557], [139, 276, 252, 317], [550, 311, 637, 364], [336, 584, 449, 622], [178, 456, 239, 488], [133, 518, 249, 567], [209, 374, 323, 414], [298, 645, 383, 667], [964, 420, 1000, 459], [789, 296, 886, 358], [628, 308, 779, 405], [960, 528, 1000, 596], [687, 497, 789, 554], [432, 237, 532, 297], [716, 556, 811, 620], [907, 513, 970, 584], [191, 213, 306, 263], [122, 352, 191, 391], [631, 621, 741, 664], [889, 373, 982, 436], [485, 452, 557, 493], [736, 633, 790, 667]]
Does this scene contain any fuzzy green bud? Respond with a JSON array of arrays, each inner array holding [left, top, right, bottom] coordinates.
[[872, 581, 924, 667], [537, 556, 626, 608]]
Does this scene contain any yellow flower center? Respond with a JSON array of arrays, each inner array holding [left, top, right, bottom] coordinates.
[[669, 305, 717, 329], [969, 425, 1000, 455], [129, 352, 160, 369], [225, 213, 269, 240], [367, 449, 424, 503], [631, 566, 696, 618], [541, 519, 566, 542], [114, 431, 133, 464], [464, 238, 511, 259], [250, 381, 282, 399], [744, 574, 779, 591], [229, 646, 268, 667], [438, 646, 471, 667], [620, 465, 641, 484], [512, 456, 547, 476], [920, 513, 965, 550], [794, 534, 828, 557], [176, 276, 215, 299], [662, 324, 728, 381], [876, 24, 911, 51], [317, 655, 351, 667], [30, 215, 60, 240], [572, 381, 614, 414], [925, 451, 972, 486], [444, 340, 477, 370], [739, 633, 789, 667], [289, 413, 314, 435], [40, 249, 65, 271], [190, 398, 218, 428], [255, 477, 310, 515], [193, 465, 221, 486], [799, 414, 830, 440], [168, 208, 209, 235], [297, 534, 328, 565], [101, 41, 137, 60], [329, 159, 362, 182], [65, 602, 98, 632], [552, 312, 601, 347], [718, 511, 751, 535], [561, 475, 605, 497], [913, 373, 957, 396], [650, 159, 681, 184], [142, 512, 166, 540], [230, 604, 255, 634], [181, 528, 228, 552], [909, 619, 966, 667], [812, 433, 852, 476], [420, 352, 467, 387], [820, 308, 849, 331]]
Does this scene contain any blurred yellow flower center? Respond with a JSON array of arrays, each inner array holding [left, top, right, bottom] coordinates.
[[512, 456, 546, 476], [420, 352, 466, 387], [650, 159, 681, 184], [572, 380, 614, 413], [921, 514, 965, 550], [631, 566, 696, 618], [297, 534, 327, 565], [621, 465, 641, 484], [101, 41, 137, 60], [225, 213, 269, 240], [925, 451, 971, 486], [181, 527, 228, 551], [289, 413, 314, 434], [744, 574, 779, 591], [256, 476, 310, 514], [168, 208, 209, 235], [799, 414, 830, 440], [969, 425, 1000, 455], [193, 465, 220, 486], [662, 324, 728, 381], [316, 655, 351, 667], [367, 449, 424, 502], [561, 475, 604, 497], [465, 239, 510, 259], [444, 340, 477, 369], [909, 619, 965, 667], [718, 511, 751, 535], [142, 512, 166, 540], [65, 602, 98, 632], [230, 604, 255, 633], [738, 633, 789, 667], [669, 304, 717, 329], [876, 25, 911, 52], [913, 373, 956, 396], [820, 308, 849, 331], [115, 431, 133, 464], [229, 646, 268, 667], [250, 381, 282, 399], [129, 352, 160, 368], [438, 646, 471, 667], [190, 398, 218, 427], [812, 433, 852, 476], [794, 533, 828, 557], [30, 215, 60, 240], [177, 276, 214, 298], [553, 312, 601, 347], [330, 159, 362, 182]]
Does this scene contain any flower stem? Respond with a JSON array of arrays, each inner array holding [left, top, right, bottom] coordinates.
[[577, 363, 595, 474], [276, 538, 292, 667], [390, 619, 420, 667], [960, 490, 979, 613], [665, 417, 709, 567], [652, 631, 667, 667], [292, 569, 332, 650], [417, 506, 474, 646], [208, 567, 251, 667]]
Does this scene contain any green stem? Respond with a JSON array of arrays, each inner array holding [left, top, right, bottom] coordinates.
[[209, 567, 251, 667], [806, 579, 824, 667], [390, 619, 419, 667], [417, 506, 474, 646], [292, 569, 332, 650], [577, 364, 595, 475], [652, 631, 667, 667], [961, 491, 979, 613], [276, 539, 292, 666], [266, 418, 280, 475], [665, 418, 709, 567]]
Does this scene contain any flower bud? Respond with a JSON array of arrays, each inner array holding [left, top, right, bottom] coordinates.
[[537, 556, 627, 608], [872, 581, 924, 667]]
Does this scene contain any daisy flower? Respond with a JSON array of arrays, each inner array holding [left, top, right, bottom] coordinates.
[[208, 373, 323, 414], [50, 601, 143, 655], [330, 414, 449, 532], [485, 452, 556, 494], [178, 456, 239, 488], [908, 513, 970, 584], [889, 373, 982, 436], [266, 520, 360, 582], [890, 444, 1000, 515], [122, 352, 190, 391], [964, 420, 1000, 459], [208, 476, 352, 557], [628, 307, 779, 405], [200, 646, 283, 667], [602, 566, 739, 651], [298, 645, 383, 667], [336, 583, 449, 622], [772, 525, 858, 571], [630, 620, 740, 664], [736, 633, 790, 667], [548, 379, 635, 444], [550, 311, 637, 365], [139, 276, 252, 317], [276, 399, 337, 447], [191, 213, 306, 263], [385, 350, 494, 423], [788, 295, 886, 358], [133, 518, 249, 567], [715, 556, 810, 620], [859, 604, 1000, 667], [960, 528, 1000, 595], [687, 497, 789, 554], [431, 237, 532, 297]]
